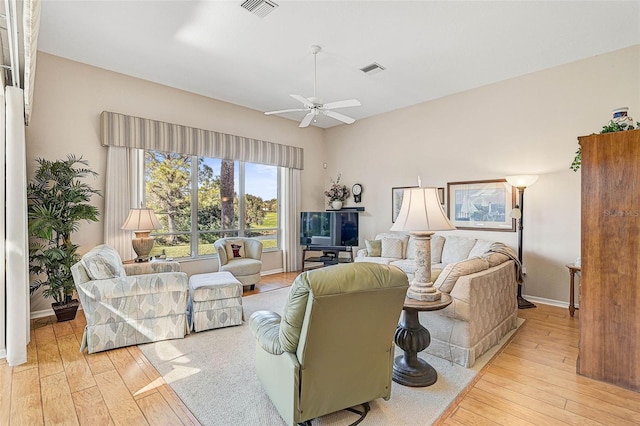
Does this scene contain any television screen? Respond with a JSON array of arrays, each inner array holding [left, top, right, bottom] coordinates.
[[300, 211, 359, 248]]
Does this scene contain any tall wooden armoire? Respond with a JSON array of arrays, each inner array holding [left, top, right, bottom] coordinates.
[[578, 129, 640, 392]]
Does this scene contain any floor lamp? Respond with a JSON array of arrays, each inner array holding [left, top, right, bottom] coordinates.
[[505, 175, 538, 309]]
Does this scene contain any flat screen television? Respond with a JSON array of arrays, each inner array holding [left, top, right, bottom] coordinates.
[[300, 211, 359, 249]]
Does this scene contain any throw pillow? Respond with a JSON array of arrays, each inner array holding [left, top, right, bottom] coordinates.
[[81, 244, 126, 280], [441, 236, 477, 264], [365, 239, 382, 257], [431, 268, 443, 282], [381, 237, 404, 259], [468, 239, 493, 258], [225, 240, 245, 259], [431, 235, 445, 264], [433, 257, 490, 294]]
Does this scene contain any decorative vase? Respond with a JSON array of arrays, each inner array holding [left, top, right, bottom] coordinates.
[[612, 107, 634, 128], [331, 200, 343, 210]]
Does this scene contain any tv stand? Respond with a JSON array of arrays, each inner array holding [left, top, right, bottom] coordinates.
[[302, 246, 354, 271]]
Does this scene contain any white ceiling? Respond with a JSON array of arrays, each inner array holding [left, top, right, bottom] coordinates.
[[38, 0, 640, 128]]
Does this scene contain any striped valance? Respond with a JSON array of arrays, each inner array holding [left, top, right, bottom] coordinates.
[[100, 111, 304, 170]]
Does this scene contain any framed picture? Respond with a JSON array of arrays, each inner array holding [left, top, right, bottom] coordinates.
[[392, 186, 417, 222], [447, 179, 516, 231]]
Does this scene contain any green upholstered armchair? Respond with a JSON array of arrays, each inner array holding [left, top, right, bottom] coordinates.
[[249, 263, 409, 426]]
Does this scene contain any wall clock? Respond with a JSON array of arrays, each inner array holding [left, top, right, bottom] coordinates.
[[352, 183, 363, 203]]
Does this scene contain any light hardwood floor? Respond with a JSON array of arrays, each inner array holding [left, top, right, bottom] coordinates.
[[2, 272, 638, 425]]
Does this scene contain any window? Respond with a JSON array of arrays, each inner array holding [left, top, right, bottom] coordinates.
[[144, 151, 279, 259]]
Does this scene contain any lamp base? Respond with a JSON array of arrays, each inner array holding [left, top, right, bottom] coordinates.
[[517, 282, 536, 309], [517, 295, 536, 309], [406, 231, 441, 301], [407, 282, 442, 301], [131, 233, 155, 263]]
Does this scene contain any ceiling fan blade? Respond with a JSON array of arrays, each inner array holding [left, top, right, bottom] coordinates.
[[324, 110, 356, 125], [290, 94, 314, 108], [323, 99, 361, 109], [299, 111, 315, 128], [264, 108, 308, 115]]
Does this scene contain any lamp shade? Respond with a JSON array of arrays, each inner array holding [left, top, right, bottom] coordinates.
[[390, 187, 455, 232], [505, 175, 538, 188], [121, 208, 162, 231]]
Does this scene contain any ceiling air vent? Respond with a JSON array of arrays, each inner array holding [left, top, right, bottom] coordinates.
[[241, 0, 279, 18], [360, 62, 386, 75]]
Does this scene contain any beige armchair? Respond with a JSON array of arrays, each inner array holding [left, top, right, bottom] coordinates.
[[214, 237, 263, 290], [249, 263, 409, 426], [71, 244, 188, 354]]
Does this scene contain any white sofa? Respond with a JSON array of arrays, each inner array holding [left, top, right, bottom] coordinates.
[[355, 232, 518, 367]]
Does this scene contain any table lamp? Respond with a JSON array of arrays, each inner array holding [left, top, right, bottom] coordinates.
[[121, 208, 162, 262], [390, 187, 456, 301]]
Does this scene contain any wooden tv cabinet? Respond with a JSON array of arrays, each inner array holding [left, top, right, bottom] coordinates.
[[578, 129, 640, 392]]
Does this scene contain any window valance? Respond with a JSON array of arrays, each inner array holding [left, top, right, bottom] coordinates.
[[100, 111, 304, 170]]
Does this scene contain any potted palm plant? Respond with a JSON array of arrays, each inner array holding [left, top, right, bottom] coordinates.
[[28, 155, 101, 322]]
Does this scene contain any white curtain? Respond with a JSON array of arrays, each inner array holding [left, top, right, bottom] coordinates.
[[5, 86, 29, 365], [281, 168, 301, 272], [0, 83, 5, 359], [23, 0, 41, 125], [104, 146, 143, 260]]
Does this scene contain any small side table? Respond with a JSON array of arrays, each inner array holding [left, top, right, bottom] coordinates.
[[566, 264, 581, 317], [393, 293, 452, 387], [122, 258, 181, 275]]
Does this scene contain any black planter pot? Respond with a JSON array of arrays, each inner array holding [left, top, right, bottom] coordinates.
[[52, 299, 80, 322]]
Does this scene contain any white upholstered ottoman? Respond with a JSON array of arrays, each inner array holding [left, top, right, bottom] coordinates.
[[188, 271, 243, 332]]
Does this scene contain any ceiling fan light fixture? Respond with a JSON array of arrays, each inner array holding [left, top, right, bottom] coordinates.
[[240, 0, 278, 18]]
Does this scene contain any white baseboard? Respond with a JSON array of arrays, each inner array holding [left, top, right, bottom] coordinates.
[[261, 268, 284, 276], [31, 307, 55, 319], [0, 349, 6, 359], [522, 294, 579, 310]]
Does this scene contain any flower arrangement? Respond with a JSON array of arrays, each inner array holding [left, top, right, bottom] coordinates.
[[324, 174, 350, 205]]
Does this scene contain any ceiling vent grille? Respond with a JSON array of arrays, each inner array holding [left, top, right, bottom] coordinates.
[[241, 0, 279, 18], [360, 62, 386, 75]]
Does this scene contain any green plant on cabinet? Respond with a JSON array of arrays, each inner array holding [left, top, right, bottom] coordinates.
[[570, 119, 640, 172]]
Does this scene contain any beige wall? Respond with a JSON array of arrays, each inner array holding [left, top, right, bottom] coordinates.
[[26, 53, 326, 313], [324, 45, 640, 306], [26, 46, 640, 313]]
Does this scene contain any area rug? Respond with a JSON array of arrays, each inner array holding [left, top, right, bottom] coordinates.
[[139, 288, 523, 425]]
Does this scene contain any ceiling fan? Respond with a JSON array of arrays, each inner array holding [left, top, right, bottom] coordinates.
[[265, 45, 361, 128]]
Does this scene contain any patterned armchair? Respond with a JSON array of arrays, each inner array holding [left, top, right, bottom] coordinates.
[[214, 237, 263, 290], [71, 244, 188, 354]]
